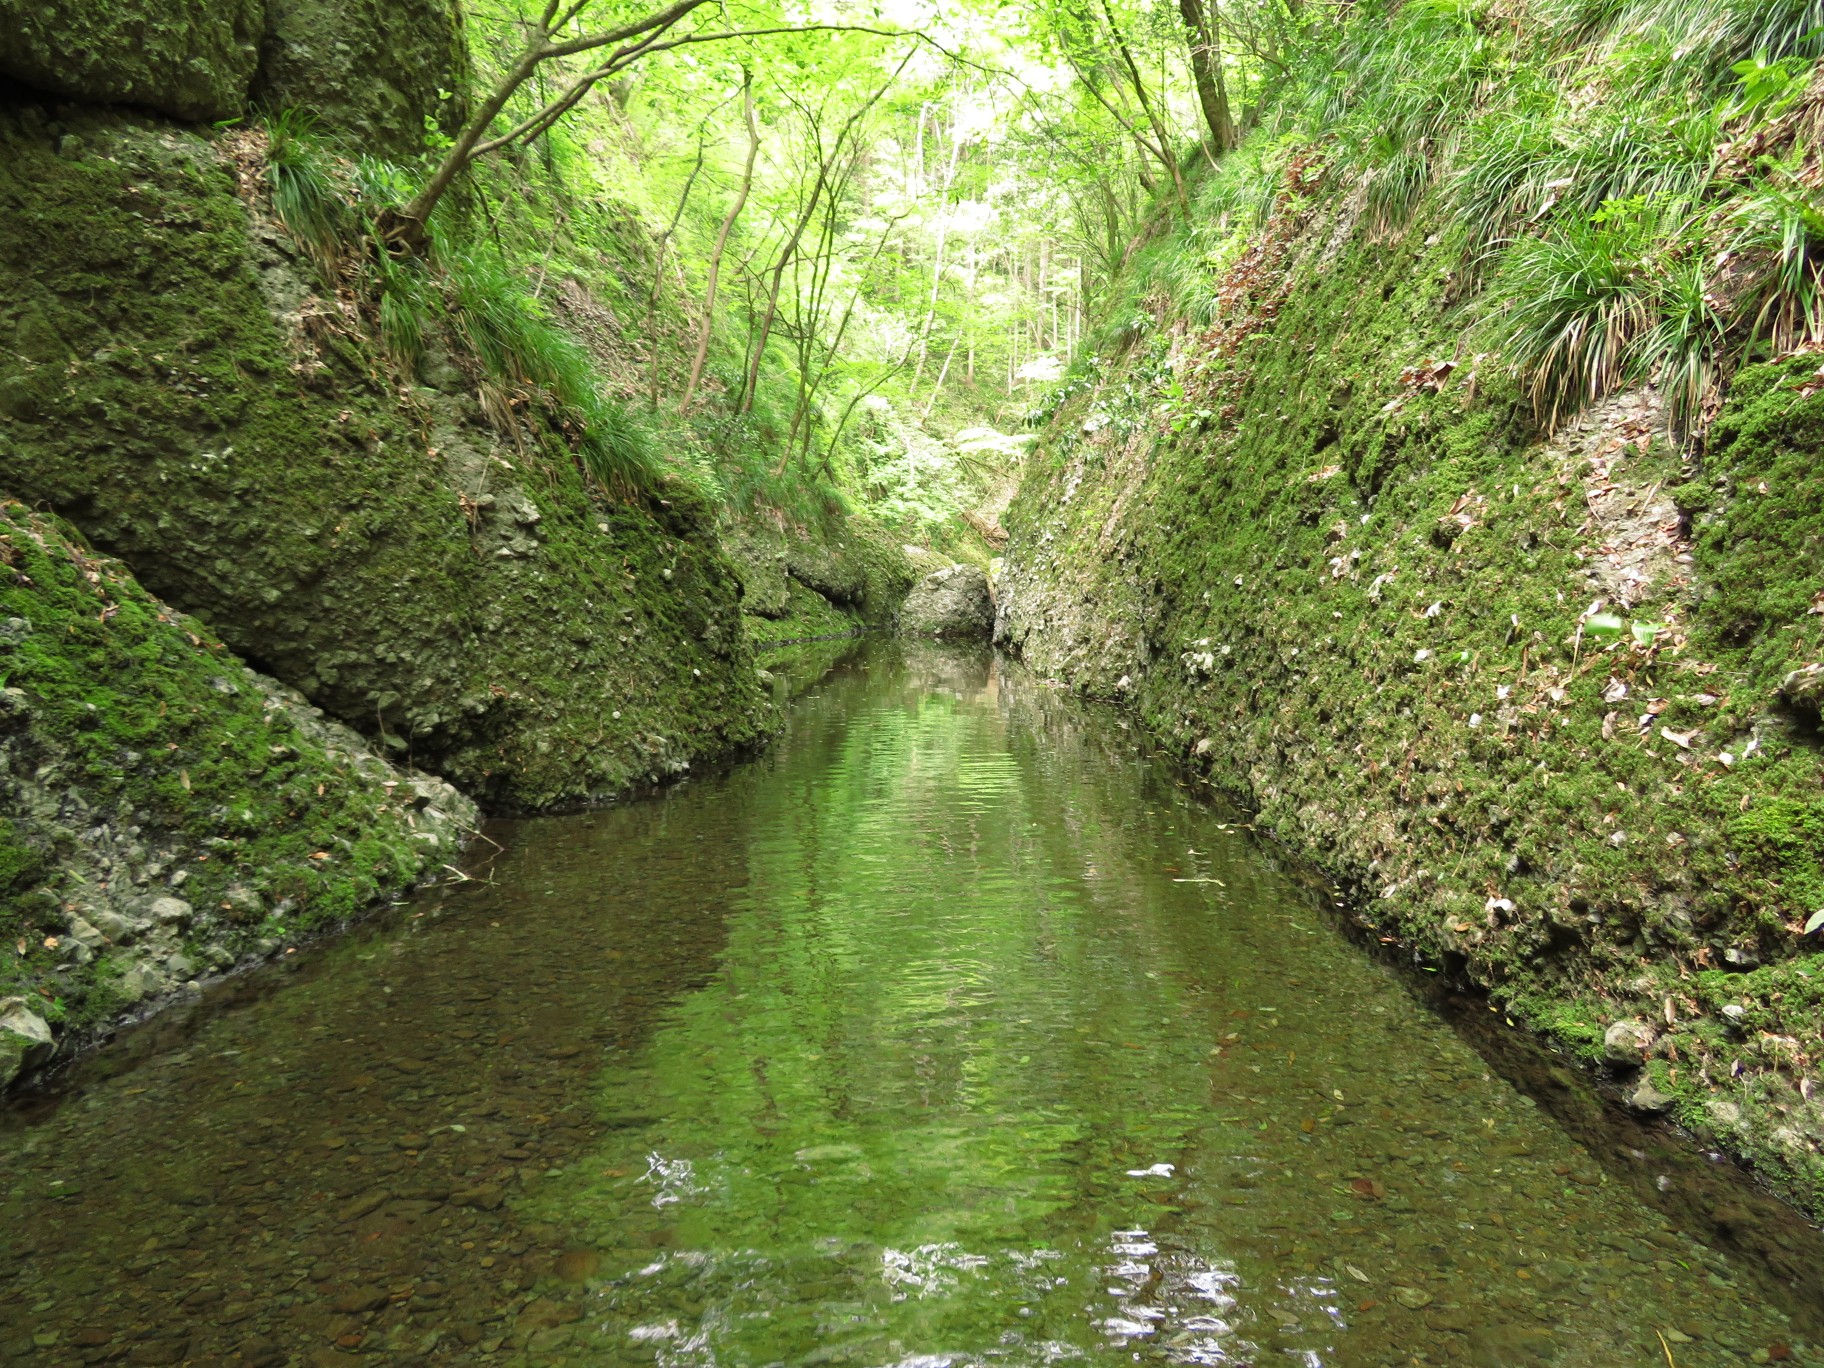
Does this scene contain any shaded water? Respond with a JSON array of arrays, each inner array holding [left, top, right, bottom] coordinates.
[[1, 645, 1817, 1367]]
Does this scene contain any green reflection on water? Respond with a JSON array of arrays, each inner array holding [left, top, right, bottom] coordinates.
[[524, 648, 1801, 1367], [538, 661, 1226, 1360], [0, 644, 1807, 1368]]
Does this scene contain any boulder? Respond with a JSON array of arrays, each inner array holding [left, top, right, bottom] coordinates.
[[0, 995, 53, 1087], [1778, 663, 1824, 720], [148, 896, 194, 927], [253, 0, 468, 157], [1601, 1017, 1655, 1068], [899, 565, 994, 641], [0, 0, 264, 122], [1627, 1077, 1676, 1115]]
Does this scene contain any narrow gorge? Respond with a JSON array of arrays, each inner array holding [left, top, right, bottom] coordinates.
[[4, 0, 1824, 1362]]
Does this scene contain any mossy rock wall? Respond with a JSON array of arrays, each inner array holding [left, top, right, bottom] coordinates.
[[0, 0, 264, 123], [0, 0, 462, 148], [0, 500, 478, 1081], [253, 0, 468, 155], [727, 511, 916, 645], [999, 186, 1824, 1215], [0, 102, 769, 811]]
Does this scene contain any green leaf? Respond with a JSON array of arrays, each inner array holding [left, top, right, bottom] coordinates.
[[1631, 620, 1665, 646], [1803, 909, 1824, 935], [1584, 613, 1625, 636]]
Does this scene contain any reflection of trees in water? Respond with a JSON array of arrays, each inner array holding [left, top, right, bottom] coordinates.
[[532, 643, 1223, 1360]]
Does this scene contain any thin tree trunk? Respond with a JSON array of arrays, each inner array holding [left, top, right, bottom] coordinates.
[[747, 54, 907, 416], [909, 88, 968, 392], [679, 71, 757, 414], [646, 128, 710, 407], [1096, 0, 1189, 217], [921, 336, 961, 422], [1177, 0, 1235, 152]]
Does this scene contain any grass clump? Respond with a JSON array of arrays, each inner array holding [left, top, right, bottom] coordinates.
[[263, 109, 348, 274]]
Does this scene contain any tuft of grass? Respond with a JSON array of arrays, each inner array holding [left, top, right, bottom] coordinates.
[[263, 108, 346, 273], [1725, 154, 1824, 355], [441, 245, 661, 496], [1485, 202, 1663, 427], [1636, 249, 1727, 435], [367, 251, 437, 379]]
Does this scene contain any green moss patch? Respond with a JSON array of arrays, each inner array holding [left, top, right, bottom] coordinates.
[[0, 501, 475, 1043]]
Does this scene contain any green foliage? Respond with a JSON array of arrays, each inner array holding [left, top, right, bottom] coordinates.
[[441, 243, 661, 495], [263, 108, 347, 272]]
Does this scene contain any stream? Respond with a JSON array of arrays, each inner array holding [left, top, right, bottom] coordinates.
[[1, 644, 1818, 1367]]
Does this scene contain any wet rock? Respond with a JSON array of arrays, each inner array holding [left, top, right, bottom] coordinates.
[[0, 996, 53, 1086], [331, 1286, 390, 1314], [1466, 1324, 1560, 1365], [1601, 1018, 1655, 1068], [337, 1190, 389, 1222], [899, 565, 994, 640], [553, 1249, 601, 1282], [1778, 663, 1824, 720], [126, 1340, 188, 1366], [516, 1298, 583, 1334], [1627, 1078, 1676, 1114]]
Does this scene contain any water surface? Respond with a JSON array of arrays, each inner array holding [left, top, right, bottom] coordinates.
[[0, 645, 1813, 1366]]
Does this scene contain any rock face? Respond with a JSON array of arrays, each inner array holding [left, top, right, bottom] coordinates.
[[726, 516, 916, 645], [0, 0, 464, 146], [0, 0, 264, 122], [253, 0, 468, 155], [0, 502, 478, 1073], [0, 106, 769, 810], [996, 182, 1824, 1215], [900, 565, 994, 640]]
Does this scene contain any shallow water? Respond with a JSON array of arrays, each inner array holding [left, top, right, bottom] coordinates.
[[1, 644, 1816, 1367]]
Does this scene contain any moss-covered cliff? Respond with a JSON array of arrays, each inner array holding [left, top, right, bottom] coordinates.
[[0, 501, 477, 1084], [1000, 151, 1824, 1212], [0, 103, 773, 811], [0, 0, 810, 1075]]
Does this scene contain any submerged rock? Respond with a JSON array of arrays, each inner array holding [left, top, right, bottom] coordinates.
[[899, 565, 994, 640]]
